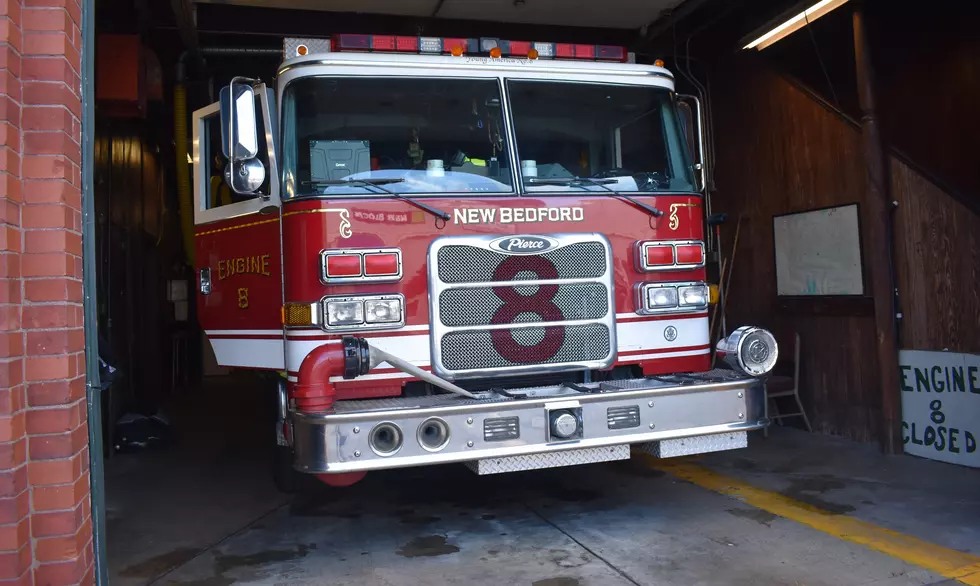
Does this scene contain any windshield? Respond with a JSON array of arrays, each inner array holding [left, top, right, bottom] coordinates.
[[281, 77, 513, 198], [507, 81, 695, 193]]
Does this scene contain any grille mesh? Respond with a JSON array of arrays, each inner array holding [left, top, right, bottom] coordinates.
[[440, 324, 611, 371], [439, 283, 609, 327], [437, 242, 606, 283]]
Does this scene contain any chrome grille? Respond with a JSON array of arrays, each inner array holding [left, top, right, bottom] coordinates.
[[437, 242, 606, 283], [439, 283, 609, 327], [428, 233, 617, 379], [441, 324, 611, 371]]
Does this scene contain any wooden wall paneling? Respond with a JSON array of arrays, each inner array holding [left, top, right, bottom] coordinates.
[[891, 159, 980, 353], [710, 54, 980, 441], [710, 56, 883, 441]]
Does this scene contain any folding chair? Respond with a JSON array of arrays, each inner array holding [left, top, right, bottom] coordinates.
[[765, 332, 812, 436]]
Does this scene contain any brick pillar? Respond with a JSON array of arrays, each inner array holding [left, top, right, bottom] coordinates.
[[1, 0, 93, 584]]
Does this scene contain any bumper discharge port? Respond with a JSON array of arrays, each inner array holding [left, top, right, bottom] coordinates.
[[417, 417, 451, 452], [369, 422, 403, 456]]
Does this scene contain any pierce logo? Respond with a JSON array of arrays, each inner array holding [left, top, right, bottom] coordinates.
[[489, 235, 559, 255]]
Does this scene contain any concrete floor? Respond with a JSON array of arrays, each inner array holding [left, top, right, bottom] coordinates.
[[105, 379, 980, 586]]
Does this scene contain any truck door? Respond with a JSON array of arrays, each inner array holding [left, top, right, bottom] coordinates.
[[192, 85, 284, 370]]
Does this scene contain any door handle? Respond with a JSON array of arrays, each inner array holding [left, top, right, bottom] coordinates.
[[200, 268, 212, 295]]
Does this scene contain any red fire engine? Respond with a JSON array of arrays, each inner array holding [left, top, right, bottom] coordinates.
[[191, 34, 777, 488]]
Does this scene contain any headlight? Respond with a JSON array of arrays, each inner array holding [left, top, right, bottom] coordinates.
[[716, 326, 779, 377], [326, 300, 364, 326], [321, 294, 405, 331], [365, 298, 402, 323], [678, 284, 708, 308], [635, 281, 709, 315], [647, 287, 678, 308]]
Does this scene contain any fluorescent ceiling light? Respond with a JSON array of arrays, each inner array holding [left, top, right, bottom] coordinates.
[[743, 0, 850, 50]]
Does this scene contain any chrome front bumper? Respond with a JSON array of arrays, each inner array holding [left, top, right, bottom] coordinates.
[[291, 369, 768, 474]]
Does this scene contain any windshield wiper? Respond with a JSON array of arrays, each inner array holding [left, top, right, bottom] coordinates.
[[526, 177, 663, 218], [302, 178, 451, 221]]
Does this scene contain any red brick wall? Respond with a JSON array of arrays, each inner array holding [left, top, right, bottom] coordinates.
[[0, 0, 93, 584]]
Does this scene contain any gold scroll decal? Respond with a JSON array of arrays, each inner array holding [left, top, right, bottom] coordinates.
[[668, 203, 700, 230], [332, 209, 352, 238], [282, 208, 352, 239]]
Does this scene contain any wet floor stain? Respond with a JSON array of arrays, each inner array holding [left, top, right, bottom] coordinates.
[[396, 535, 460, 557], [780, 476, 856, 515], [120, 547, 203, 578], [168, 577, 235, 586], [392, 507, 441, 525], [727, 507, 777, 526], [214, 543, 315, 573], [289, 499, 363, 519], [169, 544, 317, 585], [399, 514, 441, 525], [532, 578, 581, 586], [549, 549, 591, 568]]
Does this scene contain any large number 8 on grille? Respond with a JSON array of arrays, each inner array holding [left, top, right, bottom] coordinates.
[[490, 256, 566, 362]]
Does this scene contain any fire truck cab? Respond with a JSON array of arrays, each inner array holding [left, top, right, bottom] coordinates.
[[191, 35, 776, 487]]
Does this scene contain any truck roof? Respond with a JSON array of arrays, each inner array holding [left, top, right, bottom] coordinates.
[[277, 52, 675, 91]]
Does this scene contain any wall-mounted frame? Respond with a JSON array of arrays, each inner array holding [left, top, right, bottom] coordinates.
[[773, 203, 865, 298]]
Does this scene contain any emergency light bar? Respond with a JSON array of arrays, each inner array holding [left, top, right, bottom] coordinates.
[[285, 35, 634, 63]]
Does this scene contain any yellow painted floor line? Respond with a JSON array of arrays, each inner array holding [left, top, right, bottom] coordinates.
[[639, 455, 980, 585]]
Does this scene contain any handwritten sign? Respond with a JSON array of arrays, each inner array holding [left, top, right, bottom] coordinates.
[[900, 350, 979, 468]]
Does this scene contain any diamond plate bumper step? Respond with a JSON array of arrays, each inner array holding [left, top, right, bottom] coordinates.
[[635, 431, 748, 459], [465, 445, 630, 475]]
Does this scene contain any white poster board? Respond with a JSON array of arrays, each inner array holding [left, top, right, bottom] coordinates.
[[900, 350, 979, 467], [773, 204, 864, 296]]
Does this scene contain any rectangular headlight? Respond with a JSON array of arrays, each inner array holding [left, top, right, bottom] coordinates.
[[364, 298, 402, 324], [647, 286, 678, 308], [678, 284, 708, 308], [325, 300, 363, 326]]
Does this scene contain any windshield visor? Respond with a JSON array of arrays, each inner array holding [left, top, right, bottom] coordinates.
[[507, 81, 695, 193], [281, 77, 514, 197]]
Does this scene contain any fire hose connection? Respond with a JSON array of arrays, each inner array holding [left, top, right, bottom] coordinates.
[[294, 336, 476, 413], [341, 336, 477, 399]]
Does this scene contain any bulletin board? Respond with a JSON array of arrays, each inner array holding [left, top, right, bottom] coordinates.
[[773, 204, 864, 296]]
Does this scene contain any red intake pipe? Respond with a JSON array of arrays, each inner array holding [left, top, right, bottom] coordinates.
[[293, 344, 348, 412]]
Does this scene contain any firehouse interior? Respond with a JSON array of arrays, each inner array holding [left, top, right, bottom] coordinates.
[[89, 0, 979, 584]]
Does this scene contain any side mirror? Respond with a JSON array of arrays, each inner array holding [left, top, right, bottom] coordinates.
[[220, 78, 265, 194], [677, 94, 707, 193]]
